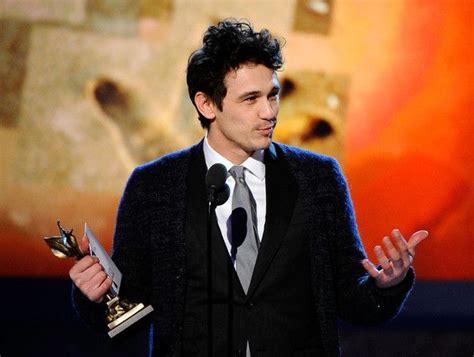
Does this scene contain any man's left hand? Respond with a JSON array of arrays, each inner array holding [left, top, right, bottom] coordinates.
[[362, 229, 429, 289]]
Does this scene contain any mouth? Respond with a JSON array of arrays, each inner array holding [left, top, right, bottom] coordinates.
[[257, 126, 274, 137], [257, 121, 276, 136]]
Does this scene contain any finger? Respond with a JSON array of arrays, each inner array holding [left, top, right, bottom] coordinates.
[[79, 235, 90, 255], [69, 256, 99, 279], [84, 270, 108, 290], [361, 259, 380, 279], [83, 273, 111, 302], [97, 276, 113, 294], [383, 236, 402, 270], [391, 229, 411, 265], [407, 230, 429, 257], [374, 245, 391, 270], [74, 262, 104, 288], [377, 239, 395, 275], [92, 276, 113, 303]]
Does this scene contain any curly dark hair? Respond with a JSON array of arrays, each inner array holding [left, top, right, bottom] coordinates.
[[186, 19, 284, 128]]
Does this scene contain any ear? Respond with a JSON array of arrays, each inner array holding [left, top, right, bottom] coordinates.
[[194, 92, 216, 120]]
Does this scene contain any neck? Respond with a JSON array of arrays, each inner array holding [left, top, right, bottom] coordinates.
[[206, 134, 253, 165]]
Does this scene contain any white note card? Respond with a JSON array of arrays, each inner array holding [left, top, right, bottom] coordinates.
[[84, 223, 122, 295]]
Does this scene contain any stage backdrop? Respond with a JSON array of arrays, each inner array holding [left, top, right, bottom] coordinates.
[[0, 0, 472, 281]]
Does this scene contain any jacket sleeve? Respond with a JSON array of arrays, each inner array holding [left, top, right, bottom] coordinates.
[[328, 158, 414, 325], [72, 167, 152, 331]]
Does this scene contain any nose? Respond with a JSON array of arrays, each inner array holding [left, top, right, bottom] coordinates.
[[259, 98, 278, 120]]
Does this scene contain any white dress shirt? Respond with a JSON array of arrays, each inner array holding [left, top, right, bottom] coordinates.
[[203, 136, 267, 260]]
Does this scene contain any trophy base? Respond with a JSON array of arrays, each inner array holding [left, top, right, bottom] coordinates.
[[107, 303, 154, 338]]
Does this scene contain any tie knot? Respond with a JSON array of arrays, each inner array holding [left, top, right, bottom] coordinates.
[[229, 165, 245, 182]]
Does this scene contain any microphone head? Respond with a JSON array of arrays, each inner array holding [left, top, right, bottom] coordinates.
[[215, 184, 230, 206], [206, 163, 228, 189]]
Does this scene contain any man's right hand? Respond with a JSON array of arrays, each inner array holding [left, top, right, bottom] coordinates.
[[69, 234, 112, 303]]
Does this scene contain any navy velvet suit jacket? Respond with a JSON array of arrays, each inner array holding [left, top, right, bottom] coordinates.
[[73, 141, 414, 356]]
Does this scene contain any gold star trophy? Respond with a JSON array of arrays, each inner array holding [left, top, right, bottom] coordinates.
[[44, 221, 153, 338]]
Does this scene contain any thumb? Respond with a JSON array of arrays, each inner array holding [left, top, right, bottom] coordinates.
[[79, 234, 90, 255], [408, 230, 429, 256]]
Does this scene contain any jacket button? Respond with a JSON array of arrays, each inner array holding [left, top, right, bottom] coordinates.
[[246, 301, 255, 309], [234, 349, 242, 356]]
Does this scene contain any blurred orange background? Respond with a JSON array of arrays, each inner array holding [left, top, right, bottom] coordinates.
[[0, 0, 472, 280], [344, 0, 473, 280]]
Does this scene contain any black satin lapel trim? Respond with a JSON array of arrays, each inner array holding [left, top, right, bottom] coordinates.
[[247, 145, 298, 297]]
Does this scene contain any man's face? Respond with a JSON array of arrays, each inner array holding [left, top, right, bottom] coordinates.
[[207, 63, 280, 164]]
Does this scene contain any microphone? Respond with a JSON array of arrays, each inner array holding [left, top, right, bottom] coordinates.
[[206, 163, 230, 205], [205, 163, 230, 355]]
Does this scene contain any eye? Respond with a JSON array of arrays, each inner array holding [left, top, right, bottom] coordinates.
[[268, 91, 279, 101], [244, 96, 257, 103]]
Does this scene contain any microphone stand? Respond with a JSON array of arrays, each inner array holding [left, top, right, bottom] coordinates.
[[206, 164, 230, 356], [207, 197, 217, 357], [227, 246, 234, 357], [207, 192, 233, 357]]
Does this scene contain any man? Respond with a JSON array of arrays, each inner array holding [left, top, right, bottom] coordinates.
[[70, 19, 428, 356]]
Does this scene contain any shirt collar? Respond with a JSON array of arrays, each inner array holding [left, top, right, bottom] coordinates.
[[203, 135, 266, 181]]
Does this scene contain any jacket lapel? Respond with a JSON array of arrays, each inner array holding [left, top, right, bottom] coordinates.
[[186, 142, 208, 250], [247, 143, 298, 297], [186, 142, 244, 295]]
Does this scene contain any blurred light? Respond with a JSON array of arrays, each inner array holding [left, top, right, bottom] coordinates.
[[326, 93, 340, 109], [306, 0, 330, 15]]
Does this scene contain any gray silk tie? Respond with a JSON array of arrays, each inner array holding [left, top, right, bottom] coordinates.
[[229, 165, 259, 294]]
